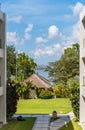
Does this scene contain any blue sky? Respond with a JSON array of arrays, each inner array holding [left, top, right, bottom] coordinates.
[[0, 0, 85, 65]]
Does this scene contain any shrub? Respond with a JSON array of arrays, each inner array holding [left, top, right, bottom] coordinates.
[[7, 79, 19, 119], [16, 81, 34, 99], [39, 89, 54, 99], [54, 83, 69, 98], [67, 77, 79, 120]]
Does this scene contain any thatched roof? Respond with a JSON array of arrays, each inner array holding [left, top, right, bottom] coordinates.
[[24, 73, 51, 89]]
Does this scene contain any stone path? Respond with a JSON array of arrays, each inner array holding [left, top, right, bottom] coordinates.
[[32, 115, 50, 130]]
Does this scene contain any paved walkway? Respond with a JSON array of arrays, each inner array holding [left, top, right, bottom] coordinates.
[[13, 111, 74, 130], [32, 115, 50, 130]]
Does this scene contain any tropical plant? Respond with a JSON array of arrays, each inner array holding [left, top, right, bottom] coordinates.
[[54, 83, 69, 98], [7, 79, 19, 119], [16, 81, 36, 99]]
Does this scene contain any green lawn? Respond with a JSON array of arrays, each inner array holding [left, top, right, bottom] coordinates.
[[0, 118, 35, 130], [16, 98, 72, 114], [59, 119, 82, 130]]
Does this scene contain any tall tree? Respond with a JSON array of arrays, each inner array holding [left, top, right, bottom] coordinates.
[[46, 43, 79, 84], [7, 45, 16, 78], [17, 52, 37, 82]]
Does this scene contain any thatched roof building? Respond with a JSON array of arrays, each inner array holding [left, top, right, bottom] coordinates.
[[24, 73, 51, 89]]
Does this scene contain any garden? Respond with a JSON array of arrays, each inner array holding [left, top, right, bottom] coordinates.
[[3, 43, 81, 130]]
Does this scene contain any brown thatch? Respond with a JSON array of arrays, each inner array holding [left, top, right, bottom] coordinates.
[[24, 73, 51, 89]]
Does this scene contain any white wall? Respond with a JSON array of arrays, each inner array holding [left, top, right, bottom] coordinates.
[[80, 14, 85, 126]]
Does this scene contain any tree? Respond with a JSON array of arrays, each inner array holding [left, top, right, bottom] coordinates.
[[17, 52, 37, 82], [46, 43, 79, 84], [7, 79, 19, 119], [7, 45, 16, 78]]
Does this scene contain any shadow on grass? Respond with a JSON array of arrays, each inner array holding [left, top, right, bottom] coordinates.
[[59, 120, 74, 130], [0, 117, 36, 130]]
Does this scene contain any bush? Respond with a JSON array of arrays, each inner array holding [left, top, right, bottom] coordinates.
[[7, 79, 19, 119], [16, 81, 34, 99], [54, 83, 69, 98], [39, 89, 54, 99], [68, 77, 79, 120]]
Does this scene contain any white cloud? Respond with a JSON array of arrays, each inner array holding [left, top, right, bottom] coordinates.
[[71, 21, 80, 42], [8, 15, 22, 23], [70, 2, 84, 16], [80, 6, 85, 19], [48, 25, 59, 39], [33, 20, 80, 58], [24, 33, 31, 40], [32, 43, 61, 57], [24, 24, 33, 40], [7, 32, 18, 43], [81, 6, 85, 14], [7, 32, 25, 45], [36, 37, 48, 43], [25, 24, 33, 33]]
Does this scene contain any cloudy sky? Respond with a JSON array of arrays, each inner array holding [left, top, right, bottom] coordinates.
[[1, 0, 85, 65]]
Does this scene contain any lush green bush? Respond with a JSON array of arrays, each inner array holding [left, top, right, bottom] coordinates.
[[39, 89, 54, 99], [7, 79, 19, 119], [67, 77, 79, 120], [54, 83, 69, 98], [16, 81, 37, 99]]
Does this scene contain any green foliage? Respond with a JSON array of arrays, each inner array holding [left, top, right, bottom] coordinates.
[[17, 52, 37, 82], [7, 45, 16, 78], [39, 89, 54, 99], [16, 81, 37, 99], [7, 79, 19, 119], [68, 77, 80, 120], [46, 43, 79, 84], [54, 83, 69, 98]]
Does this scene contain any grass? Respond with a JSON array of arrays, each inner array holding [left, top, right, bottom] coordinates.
[[16, 98, 72, 114], [0, 117, 36, 130], [59, 119, 82, 130]]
